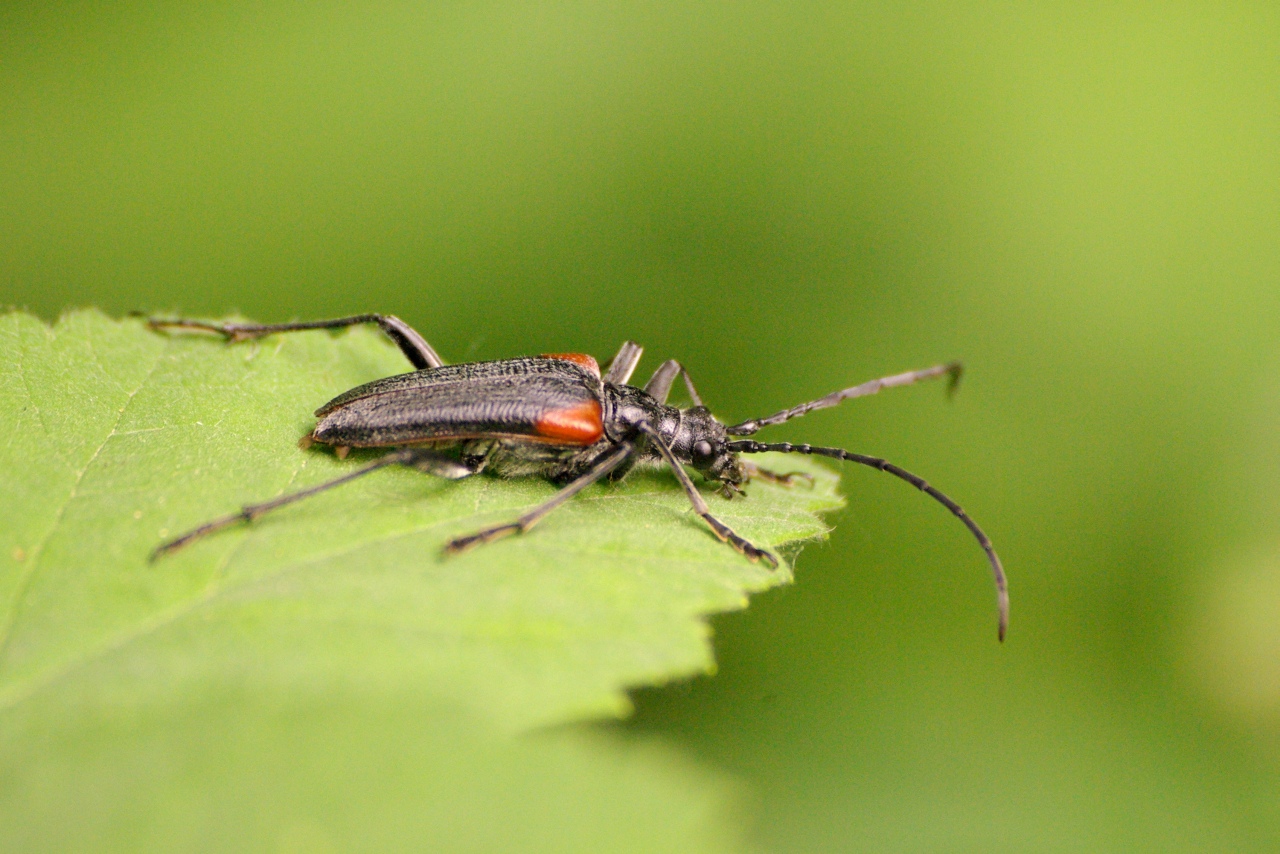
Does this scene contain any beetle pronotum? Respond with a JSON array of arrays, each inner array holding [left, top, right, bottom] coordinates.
[[148, 314, 1008, 640]]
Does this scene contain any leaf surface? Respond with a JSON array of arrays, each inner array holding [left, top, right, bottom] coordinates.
[[0, 310, 842, 849]]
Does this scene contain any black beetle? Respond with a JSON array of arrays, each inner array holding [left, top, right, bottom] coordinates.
[[148, 313, 1008, 639]]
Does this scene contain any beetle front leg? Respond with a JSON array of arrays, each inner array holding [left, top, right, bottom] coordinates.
[[146, 313, 444, 369], [636, 423, 778, 568], [443, 442, 634, 555]]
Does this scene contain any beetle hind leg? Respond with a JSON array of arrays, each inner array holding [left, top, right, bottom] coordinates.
[[151, 446, 467, 560]]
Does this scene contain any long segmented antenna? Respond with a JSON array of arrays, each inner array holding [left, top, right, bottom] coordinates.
[[726, 362, 961, 436], [728, 439, 1008, 641]]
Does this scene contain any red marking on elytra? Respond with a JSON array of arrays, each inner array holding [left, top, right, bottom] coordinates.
[[534, 399, 604, 445], [540, 352, 600, 377]]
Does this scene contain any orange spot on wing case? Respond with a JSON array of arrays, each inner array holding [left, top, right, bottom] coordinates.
[[535, 399, 604, 444], [540, 352, 600, 377]]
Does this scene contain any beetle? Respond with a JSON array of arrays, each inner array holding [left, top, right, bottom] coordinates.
[[148, 313, 1008, 639]]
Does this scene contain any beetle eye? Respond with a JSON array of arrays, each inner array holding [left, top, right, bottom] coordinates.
[[693, 440, 713, 459]]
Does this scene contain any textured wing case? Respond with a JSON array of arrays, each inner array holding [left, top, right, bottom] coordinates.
[[311, 357, 605, 447]]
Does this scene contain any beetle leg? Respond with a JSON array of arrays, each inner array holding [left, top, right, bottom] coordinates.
[[602, 341, 644, 385], [742, 462, 815, 489], [717, 481, 745, 499], [146, 314, 444, 370], [151, 447, 464, 560], [635, 423, 778, 568], [643, 360, 703, 407], [443, 442, 635, 555]]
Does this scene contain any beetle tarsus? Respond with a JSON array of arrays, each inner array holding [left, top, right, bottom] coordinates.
[[146, 313, 445, 369], [443, 524, 522, 555], [149, 509, 251, 561], [150, 449, 424, 561], [146, 317, 238, 339], [717, 482, 745, 499], [698, 511, 778, 568]]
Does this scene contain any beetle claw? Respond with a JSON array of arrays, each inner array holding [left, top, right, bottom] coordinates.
[[738, 541, 779, 569]]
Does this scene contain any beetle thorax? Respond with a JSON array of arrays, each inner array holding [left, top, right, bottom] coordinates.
[[603, 386, 744, 486]]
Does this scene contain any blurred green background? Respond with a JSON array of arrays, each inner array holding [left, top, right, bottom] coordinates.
[[4, 1, 1279, 849]]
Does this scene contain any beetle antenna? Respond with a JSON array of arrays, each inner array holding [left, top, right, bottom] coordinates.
[[726, 362, 961, 436], [727, 440, 1008, 641]]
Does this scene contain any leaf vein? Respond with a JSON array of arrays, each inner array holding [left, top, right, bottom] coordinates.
[[14, 325, 58, 465], [0, 340, 169, 670]]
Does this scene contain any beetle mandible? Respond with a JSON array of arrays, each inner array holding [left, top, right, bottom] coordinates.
[[148, 313, 1008, 640]]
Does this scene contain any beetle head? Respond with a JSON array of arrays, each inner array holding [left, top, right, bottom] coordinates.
[[675, 406, 747, 488]]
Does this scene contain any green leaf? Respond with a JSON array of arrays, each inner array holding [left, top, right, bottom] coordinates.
[[0, 685, 751, 852], [0, 309, 842, 848]]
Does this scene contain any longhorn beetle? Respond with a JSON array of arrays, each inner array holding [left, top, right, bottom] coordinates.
[[148, 313, 1008, 640]]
